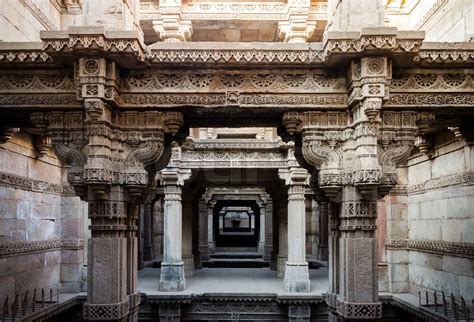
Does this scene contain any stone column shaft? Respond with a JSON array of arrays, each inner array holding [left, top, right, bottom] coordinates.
[[160, 185, 186, 291], [198, 198, 209, 260], [336, 185, 381, 319], [258, 205, 266, 254], [284, 184, 310, 292], [318, 201, 329, 261], [264, 200, 273, 261], [207, 205, 215, 253]]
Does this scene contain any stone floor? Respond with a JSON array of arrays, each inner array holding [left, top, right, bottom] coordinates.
[[138, 267, 329, 296]]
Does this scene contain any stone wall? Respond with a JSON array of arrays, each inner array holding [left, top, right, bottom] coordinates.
[[386, 131, 473, 302], [0, 131, 86, 312], [0, 0, 60, 42]]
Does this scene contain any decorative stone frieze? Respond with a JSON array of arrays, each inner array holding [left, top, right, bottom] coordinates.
[[386, 239, 474, 260], [390, 171, 474, 195], [0, 171, 76, 196], [0, 239, 83, 258]]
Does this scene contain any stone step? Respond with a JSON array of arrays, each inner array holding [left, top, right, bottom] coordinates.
[[202, 258, 270, 268], [210, 252, 262, 259]]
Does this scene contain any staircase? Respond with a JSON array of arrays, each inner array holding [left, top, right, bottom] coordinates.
[[202, 250, 270, 268]]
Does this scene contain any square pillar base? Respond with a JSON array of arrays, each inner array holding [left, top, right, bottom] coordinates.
[[284, 262, 310, 292], [159, 262, 186, 291]]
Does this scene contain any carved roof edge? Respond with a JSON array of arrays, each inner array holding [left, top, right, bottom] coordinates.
[[0, 27, 473, 67], [40, 26, 147, 67]]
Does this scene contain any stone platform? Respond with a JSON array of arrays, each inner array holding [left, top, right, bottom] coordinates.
[[138, 267, 329, 296]]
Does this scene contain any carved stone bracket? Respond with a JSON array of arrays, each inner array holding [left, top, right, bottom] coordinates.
[[283, 108, 430, 199], [31, 110, 184, 200]]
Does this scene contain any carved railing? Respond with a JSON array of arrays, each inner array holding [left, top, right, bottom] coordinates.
[[419, 290, 471, 322], [1, 287, 59, 322]]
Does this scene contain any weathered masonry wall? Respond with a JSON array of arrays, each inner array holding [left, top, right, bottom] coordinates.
[[386, 131, 473, 302], [0, 131, 87, 311]]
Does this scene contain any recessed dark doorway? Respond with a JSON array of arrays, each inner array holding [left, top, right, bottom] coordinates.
[[213, 200, 260, 249]]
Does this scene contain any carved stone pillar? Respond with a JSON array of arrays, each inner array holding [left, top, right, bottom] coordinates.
[[198, 197, 209, 261], [264, 195, 273, 261], [317, 197, 329, 262], [257, 201, 266, 254], [182, 187, 194, 277], [207, 200, 216, 254], [282, 60, 422, 317], [143, 200, 155, 261], [84, 189, 131, 322], [278, 166, 311, 292], [277, 198, 288, 278], [159, 160, 191, 291]]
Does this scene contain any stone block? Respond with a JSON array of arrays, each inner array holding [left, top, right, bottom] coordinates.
[[409, 252, 442, 270], [0, 276, 15, 302], [61, 219, 82, 238], [45, 251, 61, 267], [409, 219, 441, 240], [60, 282, 81, 293], [387, 250, 408, 264], [9, 229, 26, 241], [61, 264, 81, 283], [441, 218, 472, 243], [0, 218, 26, 240], [407, 202, 420, 220], [27, 218, 58, 240], [61, 249, 82, 264], [420, 199, 447, 220], [442, 256, 473, 277], [389, 264, 409, 283], [446, 196, 473, 219], [432, 148, 465, 178], [408, 161, 431, 185], [387, 220, 408, 240], [434, 270, 460, 296], [459, 275, 474, 302], [15, 265, 60, 295], [390, 280, 410, 293]]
